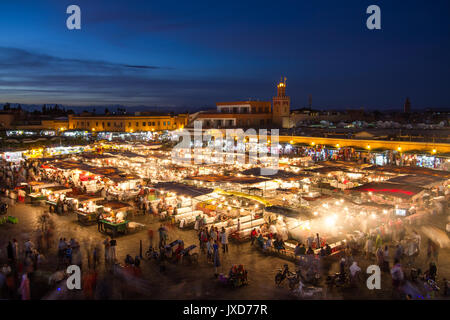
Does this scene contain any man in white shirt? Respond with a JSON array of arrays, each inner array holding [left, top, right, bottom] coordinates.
[[349, 261, 361, 283], [24, 239, 34, 258], [220, 227, 228, 253]]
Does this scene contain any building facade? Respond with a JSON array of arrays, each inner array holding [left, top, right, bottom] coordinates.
[[68, 113, 188, 132], [195, 78, 291, 129]]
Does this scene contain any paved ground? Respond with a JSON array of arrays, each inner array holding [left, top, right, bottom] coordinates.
[[0, 197, 449, 300]]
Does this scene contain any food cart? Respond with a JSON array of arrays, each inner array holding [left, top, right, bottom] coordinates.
[[69, 194, 104, 225], [99, 201, 132, 237], [41, 185, 73, 212], [26, 181, 59, 203]]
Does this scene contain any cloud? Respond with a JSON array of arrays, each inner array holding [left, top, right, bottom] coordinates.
[[0, 47, 269, 107], [0, 47, 164, 74]]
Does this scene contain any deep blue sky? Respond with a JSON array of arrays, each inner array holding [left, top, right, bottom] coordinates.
[[0, 0, 449, 110]]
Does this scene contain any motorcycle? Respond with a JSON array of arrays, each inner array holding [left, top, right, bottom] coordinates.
[[275, 265, 294, 286], [326, 272, 348, 289]]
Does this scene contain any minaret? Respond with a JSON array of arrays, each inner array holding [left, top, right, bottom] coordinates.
[[404, 97, 411, 113], [272, 77, 290, 128]]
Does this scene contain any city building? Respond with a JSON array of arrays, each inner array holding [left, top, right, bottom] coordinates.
[[67, 113, 189, 132], [194, 78, 291, 129]]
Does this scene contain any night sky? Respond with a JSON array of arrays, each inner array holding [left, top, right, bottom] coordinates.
[[0, 0, 449, 110]]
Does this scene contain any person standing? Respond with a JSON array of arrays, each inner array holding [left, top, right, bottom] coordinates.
[[19, 273, 30, 300], [394, 244, 403, 262], [383, 245, 390, 271], [12, 239, 19, 263], [103, 237, 110, 263], [375, 234, 383, 251], [391, 259, 404, 295], [148, 228, 154, 248], [109, 238, 117, 263], [220, 227, 228, 253], [6, 241, 14, 263], [250, 229, 257, 245], [213, 240, 220, 277], [158, 224, 168, 248], [365, 237, 374, 260], [376, 247, 384, 268], [24, 239, 34, 259], [97, 212, 104, 232]]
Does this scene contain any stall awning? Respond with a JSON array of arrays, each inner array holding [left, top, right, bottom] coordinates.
[[42, 185, 73, 193], [100, 201, 132, 211], [350, 182, 426, 199], [386, 174, 448, 189], [69, 194, 104, 203], [264, 205, 312, 219], [240, 168, 312, 180], [363, 165, 450, 179], [155, 182, 213, 197]]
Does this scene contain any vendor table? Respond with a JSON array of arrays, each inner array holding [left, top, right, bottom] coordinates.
[[100, 220, 129, 237], [76, 210, 98, 225], [28, 193, 46, 201]]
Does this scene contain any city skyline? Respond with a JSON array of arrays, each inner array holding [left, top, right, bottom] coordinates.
[[0, 0, 449, 110]]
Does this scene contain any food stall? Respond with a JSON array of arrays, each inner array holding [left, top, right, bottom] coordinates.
[[26, 181, 59, 202], [42, 185, 73, 206], [69, 194, 104, 225], [99, 201, 133, 237]]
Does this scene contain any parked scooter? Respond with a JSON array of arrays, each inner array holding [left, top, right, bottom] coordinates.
[[326, 272, 349, 289], [275, 264, 300, 289]]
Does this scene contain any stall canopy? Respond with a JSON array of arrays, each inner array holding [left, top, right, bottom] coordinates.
[[318, 161, 371, 170], [100, 201, 132, 211], [106, 173, 141, 183], [69, 194, 104, 203], [350, 182, 426, 200], [187, 175, 271, 185], [80, 153, 115, 160], [240, 168, 312, 180], [44, 160, 93, 172], [154, 182, 213, 198], [106, 151, 144, 158], [386, 174, 448, 189], [364, 165, 450, 179], [87, 167, 121, 176], [265, 205, 313, 219], [43, 185, 73, 193]]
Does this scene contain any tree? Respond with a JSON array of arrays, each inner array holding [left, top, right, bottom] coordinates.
[[42, 104, 47, 114]]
